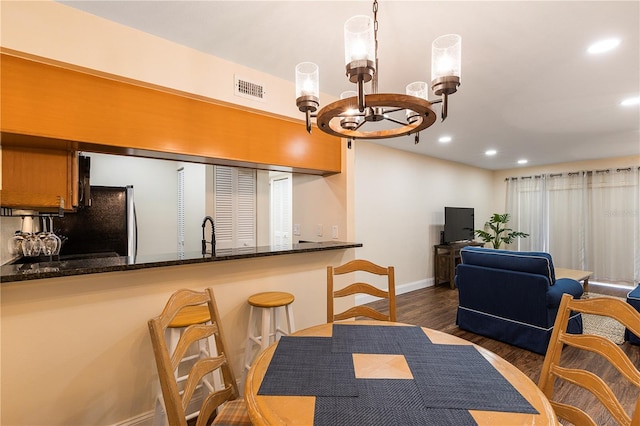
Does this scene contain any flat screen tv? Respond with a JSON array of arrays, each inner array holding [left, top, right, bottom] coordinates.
[[443, 207, 475, 244]]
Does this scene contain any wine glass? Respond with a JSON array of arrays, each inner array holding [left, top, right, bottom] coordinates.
[[22, 233, 42, 257], [39, 217, 61, 256], [8, 231, 25, 256]]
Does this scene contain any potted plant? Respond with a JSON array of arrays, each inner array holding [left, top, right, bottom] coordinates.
[[474, 213, 529, 249]]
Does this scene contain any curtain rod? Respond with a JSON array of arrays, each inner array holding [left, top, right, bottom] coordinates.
[[505, 166, 639, 181]]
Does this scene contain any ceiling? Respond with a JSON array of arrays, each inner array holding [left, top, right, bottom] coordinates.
[[57, 1, 639, 170]]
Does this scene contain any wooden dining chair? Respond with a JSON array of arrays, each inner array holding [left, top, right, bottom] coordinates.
[[327, 259, 396, 323], [148, 288, 251, 426], [538, 293, 640, 426]]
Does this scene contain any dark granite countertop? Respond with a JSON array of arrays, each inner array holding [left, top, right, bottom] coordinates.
[[1, 241, 362, 283]]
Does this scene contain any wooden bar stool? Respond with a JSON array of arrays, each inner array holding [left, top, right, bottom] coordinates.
[[243, 291, 295, 372], [154, 305, 222, 425]]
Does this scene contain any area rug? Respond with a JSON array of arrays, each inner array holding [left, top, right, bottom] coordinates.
[[581, 293, 626, 345]]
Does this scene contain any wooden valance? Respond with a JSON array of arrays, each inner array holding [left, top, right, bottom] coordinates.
[[0, 49, 341, 175]]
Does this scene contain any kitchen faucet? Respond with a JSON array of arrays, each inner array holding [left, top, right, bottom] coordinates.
[[201, 216, 216, 255]]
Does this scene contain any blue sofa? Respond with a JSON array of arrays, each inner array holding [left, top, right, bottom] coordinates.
[[624, 286, 640, 345], [455, 246, 583, 354]]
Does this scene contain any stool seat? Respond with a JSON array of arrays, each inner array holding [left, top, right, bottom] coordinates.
[[169, 305, 211, 327], [248, 291, 295, 308]]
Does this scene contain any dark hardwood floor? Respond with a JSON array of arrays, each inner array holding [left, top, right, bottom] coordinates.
[[367, 283, 639, 425]]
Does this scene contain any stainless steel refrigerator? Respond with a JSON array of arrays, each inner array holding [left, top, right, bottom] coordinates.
[[54, 185, 137, 260]]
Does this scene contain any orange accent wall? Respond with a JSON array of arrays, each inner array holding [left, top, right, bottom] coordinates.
[[0, 51, 341, 175]]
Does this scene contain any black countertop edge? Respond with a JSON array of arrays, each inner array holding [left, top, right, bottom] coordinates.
[[0, 241, 363, 283]]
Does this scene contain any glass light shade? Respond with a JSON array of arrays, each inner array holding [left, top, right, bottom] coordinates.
[[295, 62, 319, 98], [340, 90, 359, 115], [344, 15, 375, 65], [406, 81, 428, 100], [339, 90, 362, 130], [431, 34, 462, 82], [406, 81, 428, 123]]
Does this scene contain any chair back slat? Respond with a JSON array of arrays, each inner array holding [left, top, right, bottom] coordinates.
[[551, 401, 598, 426], [157, 289, 210, 329], [333, 282, 389, 299], [559, 333, 640, 386], [334, 306, 391, 322], [198, 386, 236, 426], [538, 293, 640, 426], [170, 323, 217, 370], [327, 259, 396, 323], [551, 364, 631, 425], [148, 288, 242, 426], [181, 355, 227, 409]]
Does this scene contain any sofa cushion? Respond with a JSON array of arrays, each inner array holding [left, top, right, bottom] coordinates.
[[460, 246, 556, 284], [626, 286, 640, 345]]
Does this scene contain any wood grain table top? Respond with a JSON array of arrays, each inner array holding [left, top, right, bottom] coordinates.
[[244, 320, 557, 425]]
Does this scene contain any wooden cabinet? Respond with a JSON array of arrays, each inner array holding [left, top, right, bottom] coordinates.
[[433, 241, 484, 289], [1, 146, 78, 212], [1, 52, 341, 176]]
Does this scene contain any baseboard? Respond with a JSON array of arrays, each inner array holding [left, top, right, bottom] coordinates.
[[112, 411, 154, 426], [355, 278, 433, 305]]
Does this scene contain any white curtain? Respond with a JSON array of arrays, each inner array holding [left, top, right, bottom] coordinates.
[[505, 175, 546, 251], [586, 168, 639, 284], [546, 172, 588, 270], [505, 167, 640, 285]]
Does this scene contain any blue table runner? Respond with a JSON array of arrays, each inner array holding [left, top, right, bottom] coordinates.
[[331, 323, 433, 354], [314, 379, 476, 426], [257, 336, 358, 396], [406, 344, 539, 414], [257, 324, 538, 425]]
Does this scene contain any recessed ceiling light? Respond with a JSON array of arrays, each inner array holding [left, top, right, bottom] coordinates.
[[517, 159, 528, 165], [587, 38, 620, 54], [621, 96, 640, 107], [485, 149, 497, 156], [438, 136, 452, 143]]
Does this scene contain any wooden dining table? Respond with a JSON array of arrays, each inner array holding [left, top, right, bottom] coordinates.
[[244, 320, 557, 425]]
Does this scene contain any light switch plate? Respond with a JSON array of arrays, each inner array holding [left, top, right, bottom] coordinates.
[[293, 224, 301, 236], [332, 225, 338, 239], [316, 224, 323, 237]]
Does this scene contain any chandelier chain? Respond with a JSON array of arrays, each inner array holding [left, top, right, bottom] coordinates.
[[372, 0, 379, 94]]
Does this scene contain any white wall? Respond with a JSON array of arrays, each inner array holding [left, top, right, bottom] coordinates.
[[353, 142, 494, 290], [89, 154, 210, 256], [0, 2, 352, 425], [89, 153, 181, 256]]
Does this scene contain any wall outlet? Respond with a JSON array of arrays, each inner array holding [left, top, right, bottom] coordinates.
[[316, 224, 323, 237], [293, 224, 301, 236], [332, 225, 338, 239]]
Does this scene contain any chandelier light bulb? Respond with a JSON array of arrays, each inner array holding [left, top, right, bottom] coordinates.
[[339, 91, 362, 130], [340, 91, 359, 116]]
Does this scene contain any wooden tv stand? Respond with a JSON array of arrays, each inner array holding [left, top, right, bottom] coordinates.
[[433, 241, 485, 289]]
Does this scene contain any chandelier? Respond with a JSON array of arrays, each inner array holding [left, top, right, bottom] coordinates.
[[295, 0, 461, 145]]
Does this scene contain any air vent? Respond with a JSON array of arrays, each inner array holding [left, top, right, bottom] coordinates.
[[234, 75, 266, 102]]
